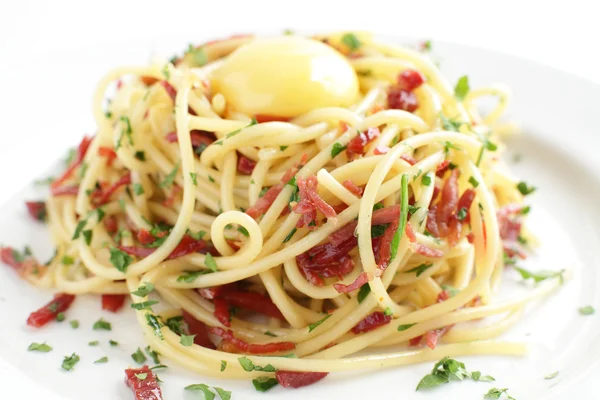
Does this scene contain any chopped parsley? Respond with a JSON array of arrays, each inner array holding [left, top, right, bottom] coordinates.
[[283, 228, 297, 243], [131, 347, 147, 364], [180, 334, 195, 346], [83, 229, 93, 245], [440, 113, 464, 132], [279, 146, 288, 151], [390, 174, 409, 261], [28, 342, 52, 352], [420, 40, 432, 52], [404, 263, 433, 277], [484, 388, 516, 400], [61, 255, 74, 265], [341, 33, 361, 51], [109, 340, 119, 347], [61, 353, 80, 371], [384, 307, 393, 316], [69, 320, 79, 329], [72, 220, 87, 240], [220, 360, 227, 371], [579, 305, 595, 315], [133, 183, 144, 195], [131, 282, 155, 297], [186, 44, 207, 66], [308, 314, 331, 332], [176, 269, 210, 283], [118, 116, 134, 149], [146, 313, 164, 340], [331, 142, 347, 158], [416, 357, 494, 390], [160, 161, 180, 188], [397, 323, 416, 331], [185, 383, 231, 400], [238, 356, 277, 372], [88, 341, 99, 346], [264, 331, 277, 337], [204, 253, 218, 272], [468, 176, 480, 188], [93, 318, 111, 331], [131, 300, 159, 311], [135, 373, 147, 380], [253, 377, 278, 392], [545, 371, 559, 380], [94, 356, 108, 364], [237, 226, 249, 237], [516, 181, 536, 195], [109, 247, 132, 273], [224, 118, 258, 140], [357, 283, 371, 303], [515, 267, 564, 284], [145, 346, 161, 364], [56, 312, 65, 322], [190, 173, 198, 186], [134, 151, 146, 161], [454, 75, 470, 101], [456, 207, 468, 221], [421, 174, 432, 186]]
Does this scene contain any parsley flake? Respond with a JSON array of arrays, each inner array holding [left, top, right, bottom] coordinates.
[[94, 356, 108, 364], [341, 33, 361, 51], [454, 76, 470, 101], [579, 305, 595, 315], [131, 282, 155, 297], [331, 142, 347, 158], [405, 263, 433, 277], [308, 314, 331, 332], [252, 377, 279, 392], [160, 162, 180, 188], [61, 353, 80, 371], [131, 348, 147, 364], [28, 342, 52, 352], [109, 247, 132, 273], [93, 318, 111, 331], [180, 334, 195, 347], [357, 283, 371, 303]]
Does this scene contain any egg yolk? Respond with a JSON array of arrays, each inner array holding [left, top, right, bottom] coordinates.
[[211, 36, 360, 118]]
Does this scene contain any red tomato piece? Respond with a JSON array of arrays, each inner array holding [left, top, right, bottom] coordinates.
[[27, 293, 75, 328], [25, 201, 46, 222], [101, 294, 126, 313], [124, 365, 163, 400], [182, 310, 216, 349], [276, 371, 329, 388]]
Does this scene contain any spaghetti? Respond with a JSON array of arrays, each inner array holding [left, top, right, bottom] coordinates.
[[5, 32, 565, 394]]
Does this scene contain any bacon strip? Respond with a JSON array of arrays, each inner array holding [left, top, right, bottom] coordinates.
[[208, 327, 295, 354], [276, 371, 328, 388], [333, 272, 368, 294], [347, 127, 380, 158], [51, 136, 93, 190], [124, 365, 163, 400], [413, 244, 444, 258], [165, 130, 215, 150], [101, 294, 126, 312], [293, 176, 336, 228], [213, 298, 231, 327], [351, 311, 392, 333], [182, 310, 216, 349], [160, 80, 177, 102], [98, 146, 117, 166], [27, 293, 75, 328], [220, 291, 285, 320], [245, 183, 284, 219], [119, 234, 206, 260], [237, 155, 256, 175], [436, 169, 459, 236], [342, 179, 363, 197], [90, 173, 132, 206], [25, 201, 46, 222], [329, 204, 401, 246], [51, 185, 79, 197]]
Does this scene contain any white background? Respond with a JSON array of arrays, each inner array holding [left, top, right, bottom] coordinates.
[[0, 0, 599, 398]]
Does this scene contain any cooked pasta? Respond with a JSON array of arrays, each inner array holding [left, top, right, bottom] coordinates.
[[6, 32, 566, 395]]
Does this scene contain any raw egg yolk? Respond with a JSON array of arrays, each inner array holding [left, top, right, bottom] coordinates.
[[211, 36, 360, 118]]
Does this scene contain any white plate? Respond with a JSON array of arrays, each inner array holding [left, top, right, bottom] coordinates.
[[1, 35, 600, 400]]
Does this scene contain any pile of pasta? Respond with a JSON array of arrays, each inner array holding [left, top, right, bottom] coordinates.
[[9, 33, 564, 388]]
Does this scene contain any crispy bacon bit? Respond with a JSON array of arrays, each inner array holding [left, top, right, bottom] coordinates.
[[165, 130, 216, 151], [27, 293, 75, 328], [124, 365, 163, 400], [298, 253, 355, 287], [413, 244, 444, 258], [436, 170, 459, 236], [342, 179, 363, 197], [90, 173, 132, 206], [351, 311, 392, 334], [405, 222, 417, 243], [51, 185, 79, 197], [436, 160, 450, 177], [162, 184, 182, 208], [333, 272, 368, 294], [276, 371, 328, 388], [182, 310, 216, 349], [329, 204, 401, 246], [237, 155, 256, 175], [378, 219, 399, 271], [221, 292, 285, 320], [98, 146, 117, 166], [387, 88, 418, 112], [136, 229, 156, 246], [103, 215, 118, 234], [400, 154, 417, 165], [213, 298, 231, 327], [1, 247, 22, 271], [209, 327, 295, 354], [254, 114, 291, 123], [397, 69, 426, 92], [280, 153, 309, 184], [347, 127, 380, 158], [426, 205, 440, 237], [409, 335, 423, 346], [119, 234, 206, 260], [25, 201, 46, 222], [246, 183, 284, 219], [374, 145, 390, 155], [140, 76, 159, 86], [101, 294, 126, 312], [198, 283, 237, 300], [51, 136, 93, 190], [293, 176, 336, 229], [424, 326, 451, 349], [497, 204, 526, 258], [160, 80, 177, 102]]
